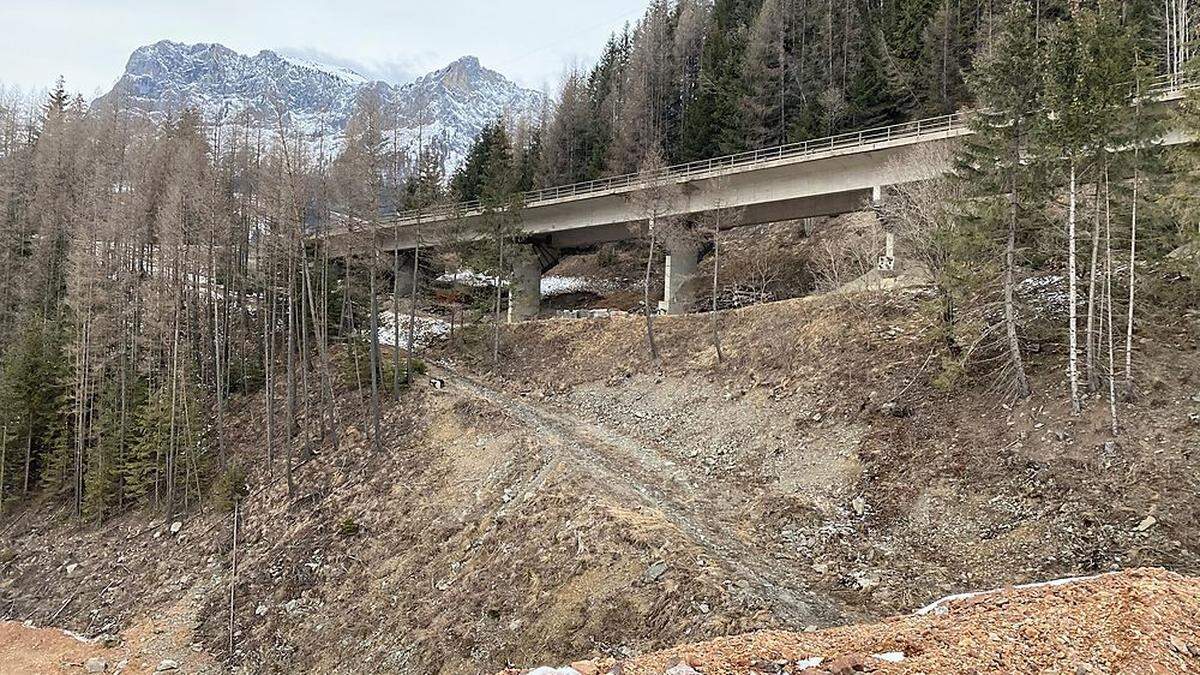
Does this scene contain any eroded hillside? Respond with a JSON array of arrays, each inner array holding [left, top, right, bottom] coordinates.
[[1, 281, 1197, 673]]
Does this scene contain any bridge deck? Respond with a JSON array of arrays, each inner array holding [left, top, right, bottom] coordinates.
[[324, 75, 1191, 252]]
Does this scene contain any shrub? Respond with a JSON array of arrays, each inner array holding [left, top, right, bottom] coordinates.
[[212, 463, 250, 513], [596, 244, 619, 268], [932, 356, 967, 393], [338, 517, 361, 537]]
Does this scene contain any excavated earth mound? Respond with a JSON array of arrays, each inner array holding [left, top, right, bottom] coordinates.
[[508, 568, 1200, 675]]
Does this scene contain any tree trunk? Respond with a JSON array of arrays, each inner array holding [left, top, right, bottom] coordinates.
[[1104, 173, 1119, 435], [368, 258, 383, 453], [212, 246, 226, 469], [1124, 148, 1140, 398], [24, 426, 31, 494], [301, 246, 339, 453], [492, 231, 504, 366], [1067, 161, 1080, 414], [264, 252, 275, 477], [1006, 188, 1031, 399], [643, 216, 661, 365], [711, 215, 724, 364], [392, 244, 401, 400], [1085, 181, 1101, 391], [284, 249, 296, 496], [228, 501, 239, 655], [1, 425, 7, 517], [406, 227, 421, 383]]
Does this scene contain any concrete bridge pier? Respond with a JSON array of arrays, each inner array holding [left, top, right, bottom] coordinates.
[[390, 252, 416, 297], [660, 235, 704, 315], [872, 186, 898, 278], [508, 245, 542, 323]]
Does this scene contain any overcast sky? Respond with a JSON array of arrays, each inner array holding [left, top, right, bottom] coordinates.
[[0, 0, 649, 97]]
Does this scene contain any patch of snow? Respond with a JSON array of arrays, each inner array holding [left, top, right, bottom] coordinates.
[[278, 54, 369, 86], [61, 629, 94, 644], [795, 657, 824, 668], [377, 311, 450, 348], [437, 269, 503, 288], [1018, 274, 1065, 291], [915, 573, 1109, 616], [873, 651, 905, 663], [540, 275, 590, 297], [1017, 274, 1069, 317]]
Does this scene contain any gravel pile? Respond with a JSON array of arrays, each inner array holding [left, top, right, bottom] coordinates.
[[508, 568, 1200, 674]]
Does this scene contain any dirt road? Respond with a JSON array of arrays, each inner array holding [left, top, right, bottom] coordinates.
[[430, 361, 845, 628]]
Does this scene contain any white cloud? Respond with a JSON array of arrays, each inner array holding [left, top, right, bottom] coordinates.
[[275, 46, 435, 86]]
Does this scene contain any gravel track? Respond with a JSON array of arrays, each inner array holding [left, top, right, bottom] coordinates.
[[430, 362, 846, 628]]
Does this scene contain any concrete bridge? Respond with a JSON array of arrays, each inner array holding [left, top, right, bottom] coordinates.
[[324, 76, 1192, 320]]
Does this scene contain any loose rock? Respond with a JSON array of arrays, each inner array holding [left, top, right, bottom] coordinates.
[[643, 562, 668, 583]]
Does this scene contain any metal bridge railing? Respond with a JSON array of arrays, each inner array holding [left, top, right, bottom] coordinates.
[[372, 74, 1191, 230]]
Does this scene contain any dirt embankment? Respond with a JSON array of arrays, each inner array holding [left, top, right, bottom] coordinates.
[[506, 568, 1200, 674]]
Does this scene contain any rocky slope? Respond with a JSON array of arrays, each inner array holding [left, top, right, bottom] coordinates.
[[0, 261, 1196, 673], [94, 41, 545, 171]]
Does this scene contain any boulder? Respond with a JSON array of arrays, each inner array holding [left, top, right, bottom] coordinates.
[[643, 562, 669, 583]]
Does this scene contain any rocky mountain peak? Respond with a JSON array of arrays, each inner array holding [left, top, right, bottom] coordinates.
[[96, 42, 545, 172]]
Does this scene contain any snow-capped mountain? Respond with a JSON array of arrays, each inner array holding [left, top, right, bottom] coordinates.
[[95, 41, 545, 172]]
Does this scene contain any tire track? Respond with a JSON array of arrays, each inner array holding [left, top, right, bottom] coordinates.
[[430, 362, 845, 627]]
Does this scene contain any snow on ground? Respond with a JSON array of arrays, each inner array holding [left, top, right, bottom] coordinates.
[[915, 573, 1107, 616], [438, 270, 606, 299], [540, 276, 591, 296], [1017, 274, 1072, 318], [377, 310, 450, 348], [437, 269, 503, 288]]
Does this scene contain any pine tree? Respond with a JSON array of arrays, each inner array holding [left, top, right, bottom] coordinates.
[[743, 0, 792, 147], [608, 0, 677, 173], [680, 0, 764, 161], [916, 0, 971, 115], [848, 25, 908, 128], [954, 3, 1046, 400]]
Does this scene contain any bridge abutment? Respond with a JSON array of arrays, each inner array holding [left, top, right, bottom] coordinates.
[[508, 245, 541, 323]]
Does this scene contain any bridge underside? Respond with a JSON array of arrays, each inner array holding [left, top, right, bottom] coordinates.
[[433, 185, 883, 322], [543, 189, 873, 249]]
